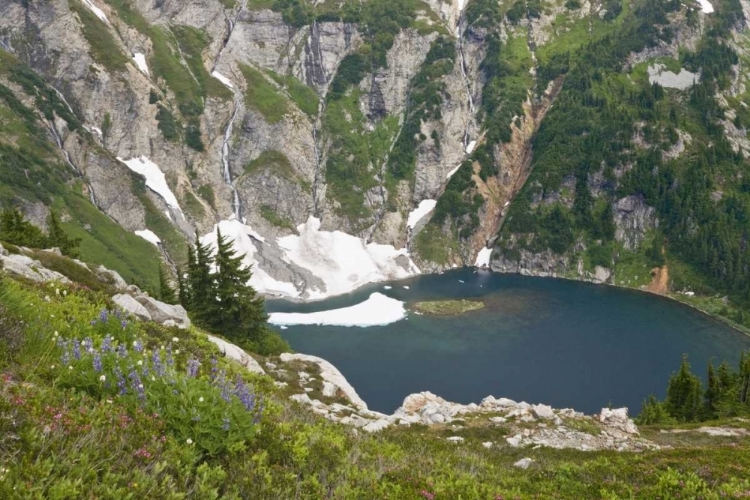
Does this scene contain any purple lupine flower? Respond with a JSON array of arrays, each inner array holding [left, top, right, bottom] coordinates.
[[101, 335, 112, 353], [152, 350, 164, 377], [60, 340, 71, 366], [128, 369, 145, 401], [233, 376, 255, 412], [99, 309, 109, 323], [210, 357, 218, 381], [114, 309, 122, 319], [140, 363, 150, 379], [93, 353, 102, 372], [222, 418, 231, 431], [133, 339, 143, 353], [72, 339, 81, 360], [121, 320, 128, 329], [186, 358, 200, 378], [115, 368, 127, 395], [82, 337, 93, 352], [253, 400, 264, 423], [166, 344, 174, 367], [117, 344, 128, 358]]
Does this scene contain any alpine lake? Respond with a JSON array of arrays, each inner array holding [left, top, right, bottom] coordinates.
[[267, 269, 750, 415]]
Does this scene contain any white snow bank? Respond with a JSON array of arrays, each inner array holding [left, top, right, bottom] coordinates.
[[268, 293, 406, 328], [647, 64, 698, 90], [118, 156, 182, 211], [446, 163, 462, 180], [277, 217, 420, 299], [407, 199, 437, 229], [698, 0, 714, 13], [135, 229, 161, 246], [212, 71, 234, 89], [465, 140, 477, 154], [201, 219, 300, 298], [82, 0, 108, 22], [133, 53, 149, 76], [475, 247, 492, 267]]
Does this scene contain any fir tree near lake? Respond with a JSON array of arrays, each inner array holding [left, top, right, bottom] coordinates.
[[179, 228, 288, 355]]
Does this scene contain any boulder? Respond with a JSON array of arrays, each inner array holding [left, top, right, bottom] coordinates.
[[599, 408, 638, 435], [135, 296, 191, 329], [513, 458, 534, 470], [207, 335, 265, 375], [280, 353, 368, 410], [532, 404, 556, 420], [506, 434, 523, 447], [362, 419, 390, 433], [446, 436, 464, 443], [0, 254, 70, 284], [482, 441, 493, 449], [112, 294, 152, 321], [96, 265, 128, 290]]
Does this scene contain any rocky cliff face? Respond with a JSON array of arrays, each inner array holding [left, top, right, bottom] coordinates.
[[0, 0, 746, 301]]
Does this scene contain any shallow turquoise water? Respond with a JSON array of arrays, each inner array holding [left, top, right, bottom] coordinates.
[[267, 270, 750, 415]]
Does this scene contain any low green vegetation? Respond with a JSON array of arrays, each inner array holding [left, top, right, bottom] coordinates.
[[412, 223, 460, 265], [68, 0, 129, 72], [0, 208, 80, 257], [239, 64, 288, 124], [260, 204, 297, 232], [411, 299, 484, 315], [268, 71, 320, 117], [3, 248, 750, 497]]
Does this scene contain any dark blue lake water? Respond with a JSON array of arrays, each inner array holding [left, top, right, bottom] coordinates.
[[267, 269, 750, 415]]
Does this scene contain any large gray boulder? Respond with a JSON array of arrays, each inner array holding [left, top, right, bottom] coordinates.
[[112, 294, 152, 321], [207, 335, 265, 375], [0, 254, 70, 284], [135, 296, 191, 329]]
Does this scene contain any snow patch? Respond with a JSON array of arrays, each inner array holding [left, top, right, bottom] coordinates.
[[446, 163, 462, 180], [82, 0, 109, 22], [118, 156, 182, 211], [475, 247, 492, 267], [268, 293, 406, 327], [465, 140, 477, 154], [277, 217, 420, 299], [407, 199, 437, 229], [135, 230, 161, 246], [698, 0, 714, 13], [647, 64, 698, 90], [133, 53, 149, 76], [212, 71, 234, 89], [201, 219, 300, 298]]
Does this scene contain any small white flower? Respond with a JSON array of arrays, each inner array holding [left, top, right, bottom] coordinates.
[[68, 366, 73, 370], [50, 314, 54, 318], [138, 384, 144, 390], [172, 337, 179, 343], [137, 360, 143, 366], [88, 348, 94, 354], [132, 341, 138, 347], [160, 345, 165, 350], [50, 365, 55, 369], [199, 397, 204, 402], [99, 375, 106, 382], [186, 438, 193, 445], [63, 290, 67, 296], [175, 349, 180, 355], [106, 399, 113, 404], [44, 295, 51, 302], [53, 331, 59, 337], [55, 288, 60, 296], [151, 376, 156, 381]]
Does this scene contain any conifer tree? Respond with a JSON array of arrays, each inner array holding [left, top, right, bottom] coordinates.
[[704, 363, 720, 418], [0, 208, 46, 248], [665, 355, 703, 422], [158, 265, 177, 304], [47, 210, 81, 257], [186, 234, 217, 326], [213, 227, 267, 343]]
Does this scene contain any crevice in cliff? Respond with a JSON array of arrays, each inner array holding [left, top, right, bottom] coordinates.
[[456, 7, 475, 152]]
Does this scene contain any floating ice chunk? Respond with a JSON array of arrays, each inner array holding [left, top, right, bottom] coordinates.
[[403, 286, 410, 289], [118, 156, 182, 211], [384, 285, 392, 290], [280, 325, 288, 330], [277, 217, 420, 299], [82, 0, 109, 22], [465, 140, 477, 154], [407, 199, 437, 229], [212, 71, 234, 89], [475, 247, 492, 267], [268, 293, 406, 327], [133, 53, 149, 76], [697, 0, 714, 13], [134, 229, 161, 246]]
